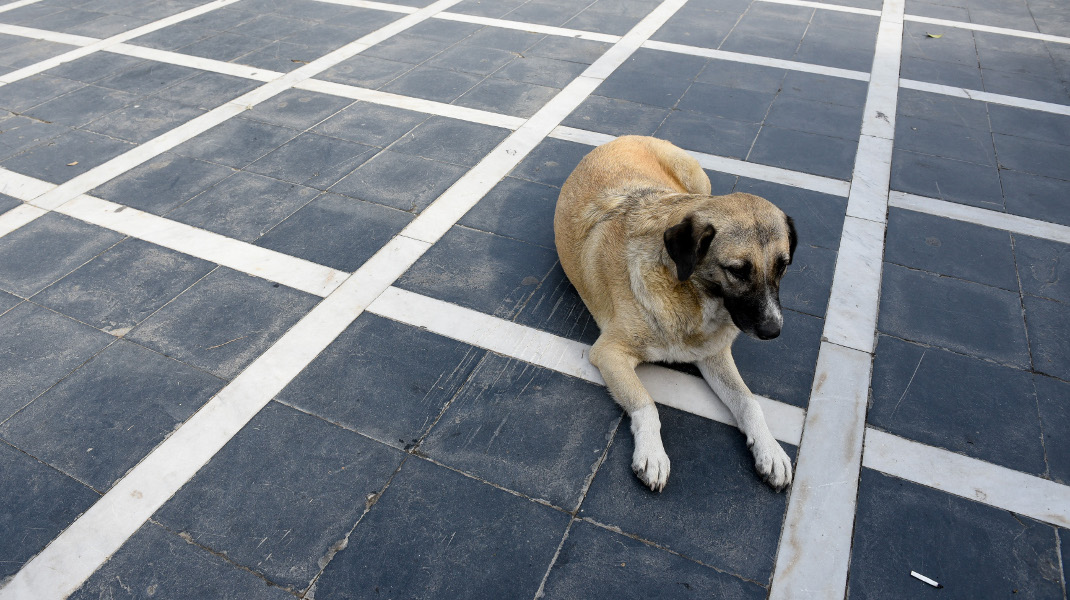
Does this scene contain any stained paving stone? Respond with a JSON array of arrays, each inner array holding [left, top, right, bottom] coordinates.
[[780, 243, 835, 317], [778, 70, 868, 108], [31, 238, 215, 334], [1035, 374, 1070, 485], [748, 125, 857, 180], [149, 72, 262, 110], [319, 54, 416, 88], [0, 213, 122, 298], [733, 308, 822, 408], [380, 65, 485, 104], [361, 34, 451, 65], [870, 335, 1046, 475], [656, 111, 761, 160], [330, 150, 467, 213], [68, 522, 294, 600], [652, 7, 745, 50], [312, 102, 428, 147], [849, 469, 1064, 599], [171, 117, 300, 169], [126, 267, 319, 380], [885, 207, 1018, 291], [89, 152, 235, 215], [1001, 169, 1070, 227], [563, 95, 670, 137], [514, 263, 602, 345], [494, 54, 587, 88], [764, 96, 864, 141], [540, 520, 767, 600], [244, 88, 354, 130], [454, 76, 560, 118], [676, 82, 775, 124], [390, 116, 510, 167], [81, 97, 206, 143], [0, 74, 85, 112], [178, 31, 272, 61], [245, 132, 377, 190], [879, 263, 1031, 368], [44, 54, 147, 86], [421, 353, 620, 509], [0, 291, 17, 317], [0, 40, 77, 69], [0, 441, 99, 581], [993, 134, 1070, 182], [890, 148, 1005, 211], [509, 138, 591, 188], [255, 192, 412, 271], [312, 455, 569, 600], [93, 62, 202, 96], [426, 43, 518, 76], [897, 88, 989, 131], [458, 176, 558, 249], [152, 401, 404, 592], [396, 225, 560, 319], [1, 128, 136, 184], [0, 114, 69, 161], [0, 340, 223, 491], [987, 103, 1070, 146], [1014, 235, 1070, 304], [896, 115, 996, 166], [580, 407, 794, 584], [1024, 294, 1070, 381], [525, 35, 611, 64], [167, 171, 320, 242]]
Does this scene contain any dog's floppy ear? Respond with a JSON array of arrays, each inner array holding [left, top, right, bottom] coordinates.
[[664, 215, 716, 281], [785, 215, 797, 264]]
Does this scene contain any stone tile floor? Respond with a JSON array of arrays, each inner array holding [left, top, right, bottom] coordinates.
[[0, 0, 1068, 597]]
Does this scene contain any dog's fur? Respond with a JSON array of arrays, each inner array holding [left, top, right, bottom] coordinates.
[[554, 136, 797, 492]]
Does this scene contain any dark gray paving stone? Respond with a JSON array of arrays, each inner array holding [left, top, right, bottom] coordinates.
[[127, 22, 217, 50], [779, 70, 868, 108], [454, 76, 559, 118], [451, 0, 527, 17], [331, 150, 466, 213], [167, 171, 318, 242], [227, 13, 313, 40], [793, 30, 875, 72], [493, 54, 586, 88], [1002, 169, 1070, 227], [978, 45, 1061, 77], [509, 137, 590, 188], [677, 82, 774, 123], [28, 5, 106, 30], [23, 85, 137, 128], [656, 111, 760, 160], [0, 193, 19, 216], [178, 31, 272, 61], [849, 469, 1064, 599], [695, 58, 787, 94], [390, 116, 509, 166], [542, 520, 766, 600], [993, 134, 1070, 182], [0, 441, 98, 580], [127, 267, 318, 379], [1035, 374, 1070, 485], [581, 407, 793, 584], [380, 65, 484, 104], [177, 6, 260, 30], [32, 238, 215, 333], [526, 35, 611, 65], [1015, 235, 1070, 304], [596, 55, 700, 107], [514, 263, 601, 346], [900, 55, 984, 89], [172, 117, 298, 169], [706, 168, 740, 194], [897, 87, 989, 130], [276, 313, 483, 447], [422, 353, 619, 509], [464, 27, 544, 53], [0, 340, 222, 491], [0, 3, 65, 25], [2, 128, 135, 184], [459, 176, 557, 248], [988, 103, 1070, 147], [81, 97, 205, 143], [765, 96, 863, 141], [256, 192, 411, 271], [0, 74, 84, 112], [69, 522, 293, 600], [361, 33, 451, 65], [879, 262, 1030, 367], [896, 115, 996, 166], [0, 301, 113, 420], [870, 335, 1046, 475], [0, 40, 76, 69], [652, 7, 748, 48], [0, 115, 67, 162], [749, 126, 856, 180], [733, 308, 822, 408], [153, 401, 403, 591], [44, 54, 146, 85], [565, 5, 644, 35], [780, 243, 835, 317], [313, 455, 569, 600], [150, 72, 261, 110], [397, 225, 559, 319], [885, 207, 1017, 290], [425, 43, 517, 76], [94, 61, 202, 96], [245, 132, 376, 190], [90, 152, 234, 215], [722, 30, 804, 61], [0, 212, 122, 298], [319, 54, 415, 88], [312, 102, 427, 147], [243, 88, 354, 130], [504, 0, 586, 26], [890, 149, 1004, 211], [907, 1, 970, 21], [406, 18, 481, 42], [902, 24, 979, 65], [1024, 294, 1070, 380], [562, 95, 670, 137]]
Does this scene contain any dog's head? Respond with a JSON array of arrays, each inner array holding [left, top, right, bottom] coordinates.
[[663, 193, 797, 340]]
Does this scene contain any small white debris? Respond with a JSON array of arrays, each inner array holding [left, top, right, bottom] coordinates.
[[911, 571, 943, 588]]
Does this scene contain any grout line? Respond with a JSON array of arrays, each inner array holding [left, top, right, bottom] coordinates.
[[757, 0, 882, 17], [769, 0, 904, 596], [0, 1, 692, 596], [903, 13, 1070, 45], [0, 0, 244, 85], [889, 191, 1070, 244], [900, 79, 1070, 116]]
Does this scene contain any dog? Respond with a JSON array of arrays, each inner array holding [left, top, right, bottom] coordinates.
[[554, 136, 796, 492]]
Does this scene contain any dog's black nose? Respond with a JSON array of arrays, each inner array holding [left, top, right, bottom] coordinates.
[[755, 322, 781, 340]]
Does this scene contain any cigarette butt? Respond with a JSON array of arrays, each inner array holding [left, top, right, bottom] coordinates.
[[911, 571, 943, 588]]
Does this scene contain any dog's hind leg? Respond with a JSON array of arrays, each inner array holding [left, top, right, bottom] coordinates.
[[698, 348, 793, 491], [590, 337, 670, 492]]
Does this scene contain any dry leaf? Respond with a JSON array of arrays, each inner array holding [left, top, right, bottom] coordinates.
[[67, 161, 78, 166], [926, 33, 942, 38]]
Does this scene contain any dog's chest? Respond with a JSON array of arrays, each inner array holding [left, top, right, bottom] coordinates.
[[642, 299, 737, 363]]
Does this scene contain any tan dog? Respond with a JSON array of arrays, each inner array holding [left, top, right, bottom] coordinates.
[[555, 136, 796, 492]]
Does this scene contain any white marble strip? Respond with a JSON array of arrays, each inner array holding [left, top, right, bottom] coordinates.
[[889, 191, 1070, 244], [900, 79, 1070, 116], [23, 0, 466, 211], [863, 429, 1070, 528], [0, 0, 243, 85], [756, 0, 882, 17], [0, 204, 46, 239], [367, 286, 806, 445], [0, 168, 56, 238], [551, 126, 853, 197], [904, 14, 1070, 46], [643, 39, 871, 81], [433, 10, 622, 43], [108, 43, 281, 82], [846, 134, 894, 222], [0, 0, 43, 14], [308, 0, 417, 14], [0, 23, 97, 46]]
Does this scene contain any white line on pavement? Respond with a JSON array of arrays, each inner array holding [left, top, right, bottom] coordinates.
[[900, 79, 1070, 116], [904, 14, 1070, 45], [890, 191, 1070, 244]]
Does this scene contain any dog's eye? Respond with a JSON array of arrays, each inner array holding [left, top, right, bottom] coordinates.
[[724, 263, 751, 280]]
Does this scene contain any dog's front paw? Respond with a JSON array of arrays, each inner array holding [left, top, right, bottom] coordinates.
[[750, 436, 793, 491], [632, 431, 670, 492]]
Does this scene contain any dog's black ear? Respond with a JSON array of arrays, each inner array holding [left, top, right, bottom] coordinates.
[[664, 215, 716, 281], [785, 215, 797, 264]]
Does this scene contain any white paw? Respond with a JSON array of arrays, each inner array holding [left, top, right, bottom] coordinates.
[[750, 436, 793, 491], [632, 430, 670, 492]]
